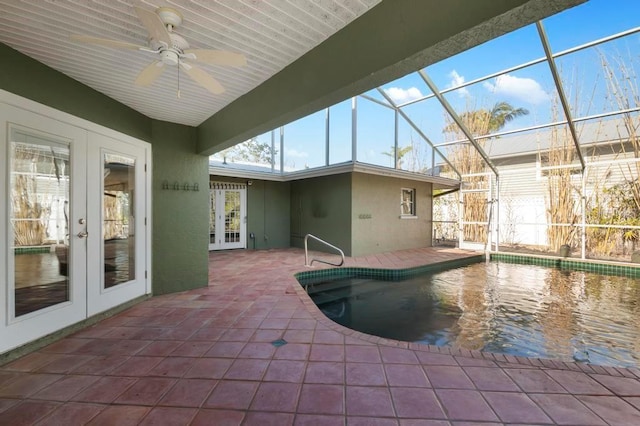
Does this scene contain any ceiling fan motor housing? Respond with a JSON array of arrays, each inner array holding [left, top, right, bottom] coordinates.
[[160, 50, 179, 66]]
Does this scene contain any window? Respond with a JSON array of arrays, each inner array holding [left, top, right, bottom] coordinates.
[[401, 188, 416, 216]]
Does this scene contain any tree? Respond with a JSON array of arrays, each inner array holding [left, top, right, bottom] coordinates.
[[382, 145, 413, 168], [444, 101, 529, 136], [220, 138, 277, 166], [441, 101, 529, 243]]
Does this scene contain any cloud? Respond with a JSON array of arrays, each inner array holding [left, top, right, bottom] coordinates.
[[483, 74, 550, 104], [447, 70, 469, 97], [285, 148, 308, 158], [384, 87, 423, 104]]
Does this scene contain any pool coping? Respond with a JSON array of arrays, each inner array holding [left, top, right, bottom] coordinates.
[[291, 253, 640, 377]]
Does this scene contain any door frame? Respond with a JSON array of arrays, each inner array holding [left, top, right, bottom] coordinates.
[[0, 89, 152, 354], [209, 182, 247, 250]]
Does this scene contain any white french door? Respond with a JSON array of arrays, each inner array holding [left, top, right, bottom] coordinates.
[[0, 98, 150, 354], [209, 183, 246, 250]]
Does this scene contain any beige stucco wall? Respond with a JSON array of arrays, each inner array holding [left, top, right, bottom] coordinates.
[[351, 172, 432, 256]]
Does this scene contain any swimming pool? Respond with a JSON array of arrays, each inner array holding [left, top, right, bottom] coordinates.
[[304, 261, 640, 367]]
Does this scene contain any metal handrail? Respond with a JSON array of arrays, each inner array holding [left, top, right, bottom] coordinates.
[[304, 234, 345, 267]]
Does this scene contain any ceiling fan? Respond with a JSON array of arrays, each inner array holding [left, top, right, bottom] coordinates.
[[71, 6, 246, 96]]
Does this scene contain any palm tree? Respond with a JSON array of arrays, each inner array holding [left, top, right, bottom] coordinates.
[[444, 101, 529, 137], [382, 145, 413, 168]]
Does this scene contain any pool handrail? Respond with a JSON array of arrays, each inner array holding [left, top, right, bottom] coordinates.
[[304, 234, 345, 267]]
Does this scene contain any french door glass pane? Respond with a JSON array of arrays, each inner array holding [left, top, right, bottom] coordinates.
[[210, 190, 216, 244], [103, 153, 135, 288], [10, 135, 70, 316], [225, 191, 241, 243]]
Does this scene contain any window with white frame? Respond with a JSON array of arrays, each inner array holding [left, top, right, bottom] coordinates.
[[401, 188, 416, 216]]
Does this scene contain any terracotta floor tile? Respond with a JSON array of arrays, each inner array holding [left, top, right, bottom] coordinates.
[[159, 378, 217, 407], [41, 338, 94, 354], [251, 382, 301, 412], [346, 363, 387, 386], [529, 393, 606, 425], [264, 360, 306, 383], [591, 373, 640, 396], [184, 358, 233, 379], [190, 408, 245, 426], [0, 373, 62, 398], [115, 377, 176, 405], [35, 402, 104, 426], [313, 330, 345, 345], [294, 414, 345, 426], [0, 400, 59, 425], [282, 330, 314, 344], [350, 417, 400, 426], [238, 342, 277, 359], [204, 341, 246, 358], [435, 389, 499, 422], [305, 362, 344, 384], [203, 380, 258, 409], [297, 384, 344, 414], [36, 354, 95, 374], [385, 364, 430, 387], [346, 386, 395, 417], [309, 344, 344, 362], [260, 318, 291, 329], [454, 356, 496, 367], [0, 398, 17, 413], [170, 341, 214, 357], [0, 372, 19, 388], [108, 356, 163, 377], [379, 347, 419, 364], [3, 352, 54, 372], [138, 341, 182, 357], [70, 355, 129, 375], [224, 358, 269, 380], [482, 391, 552, 423], [345, 345, 382, 363], [32, 374, 99, 401], [243, 411, 295, 426], [390, 387, 445, 419], [148, 357, 193, 378], [503, 368, 567, 393], [251, 329, 284, 342], [424, 366, 474, 389], [138, 406, 197, 426], [463, 366, 519, 391], [288, 319, 316, 330], [546, 370, 613, 395], [70, 376, 137, 403], [86, 405, 149, 426], [219, 328, 255, 342], [578, 395, 640, 425], [273, 339, 311, 360]]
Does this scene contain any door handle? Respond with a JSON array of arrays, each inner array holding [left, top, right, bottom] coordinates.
[[77, 230, 88, 238]]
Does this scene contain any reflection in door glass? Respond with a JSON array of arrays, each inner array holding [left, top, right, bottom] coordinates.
[[10, 135, 70, 317], [225, 191, 241, 243], [103, 153, 135, 288], [210, 189, 216, 244]]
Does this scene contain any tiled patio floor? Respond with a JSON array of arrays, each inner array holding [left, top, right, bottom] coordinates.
[[2, 247, 640, 425]]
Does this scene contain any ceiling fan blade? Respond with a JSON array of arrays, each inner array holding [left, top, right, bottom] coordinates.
[[181, 63, 225, 94], [135, 61, 165, 86], [183, 49, 247, 67], [134, 6, 172, 46], [70, 34, 144, 50]]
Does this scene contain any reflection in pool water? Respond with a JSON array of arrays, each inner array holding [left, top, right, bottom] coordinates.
[[308, 262, 640, 367]]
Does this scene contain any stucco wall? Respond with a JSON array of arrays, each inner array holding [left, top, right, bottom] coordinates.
[[290, 174, 352, 256], [351, 172, 432, 256], [152, 121, 209, 294], [211, 176, 291, 250]]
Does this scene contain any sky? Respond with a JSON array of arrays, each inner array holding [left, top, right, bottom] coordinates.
[[214, 0, 640, 173]]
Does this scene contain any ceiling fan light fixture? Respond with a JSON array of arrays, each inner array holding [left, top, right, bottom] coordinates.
[[160, 50, 179, 66]]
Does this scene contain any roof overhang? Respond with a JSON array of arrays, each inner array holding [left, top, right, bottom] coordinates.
[[209, 161, 460, 190]]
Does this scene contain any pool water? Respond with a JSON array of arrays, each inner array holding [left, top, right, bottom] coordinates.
[[307, 262, 640, 367]]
